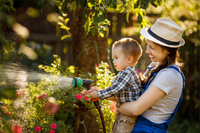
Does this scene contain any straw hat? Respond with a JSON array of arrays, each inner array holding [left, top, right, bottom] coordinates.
[[140, 18, 185, 48]]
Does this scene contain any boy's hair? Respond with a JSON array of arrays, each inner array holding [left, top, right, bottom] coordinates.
[[112, 38, 142, 65]]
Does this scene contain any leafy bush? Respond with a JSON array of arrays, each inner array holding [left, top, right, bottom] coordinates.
[[0, 56, 116, 133]]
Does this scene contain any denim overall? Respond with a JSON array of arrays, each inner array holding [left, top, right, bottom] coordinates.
[[132, 66, 185, 133]]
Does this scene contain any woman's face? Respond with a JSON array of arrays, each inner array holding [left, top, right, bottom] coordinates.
[[146, 39, 169, 64]]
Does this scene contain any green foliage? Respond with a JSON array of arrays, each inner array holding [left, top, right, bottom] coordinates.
[[93, 62, 115, 133], [55, 0, 162, 37], [0, 0, 15, 12], [0, 57, 117, 132]]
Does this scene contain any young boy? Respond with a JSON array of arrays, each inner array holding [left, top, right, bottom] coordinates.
[[85, 38, 143, 133]]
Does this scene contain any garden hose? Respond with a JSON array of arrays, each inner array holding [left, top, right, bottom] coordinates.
[[72, 78, 106, 133]]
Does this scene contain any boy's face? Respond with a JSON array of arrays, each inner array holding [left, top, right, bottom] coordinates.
[[112, 46, 129, 71]]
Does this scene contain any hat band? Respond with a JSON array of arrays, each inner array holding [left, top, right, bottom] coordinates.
[[148, 28, 180, 46]]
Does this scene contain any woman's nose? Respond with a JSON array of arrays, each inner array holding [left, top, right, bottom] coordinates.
[[146, 47, 149, 54]]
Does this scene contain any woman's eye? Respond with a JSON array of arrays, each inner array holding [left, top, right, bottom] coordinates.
[[150, 46, 154, 50]]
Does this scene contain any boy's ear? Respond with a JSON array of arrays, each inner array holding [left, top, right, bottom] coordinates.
[[127, 55, 134, 64]]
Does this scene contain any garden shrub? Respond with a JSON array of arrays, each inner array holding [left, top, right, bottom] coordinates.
[[0, 55, 116, 133]]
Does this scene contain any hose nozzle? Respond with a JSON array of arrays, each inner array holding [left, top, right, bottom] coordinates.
[[72, 78, 94, 89], [72, 77, 83, 87]]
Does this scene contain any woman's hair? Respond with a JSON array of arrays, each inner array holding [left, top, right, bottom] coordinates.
[[112, 38, 142, 66], [141, 42, 184, 85]]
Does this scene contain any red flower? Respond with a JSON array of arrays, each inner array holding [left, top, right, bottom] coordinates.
[[76, 94, 82, 99], [38, 95, 42, 100], [84, 97, 87, 100], [35, 126, 41, 132], [6, 112, 10, 116], [38, 93, 47, 100], [11, 125, 22, 133], [44, 98, 59, 115], [2, 107, 6, 112], [49, 130, 55, 133], [51, 123, 56, 129], [15, 93, 20, 98], [95, 64, 98, 67], [42, 93, 47, 99], [15, 91, 24, 98]]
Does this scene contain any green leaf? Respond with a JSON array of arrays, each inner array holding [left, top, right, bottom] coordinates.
[[138, 12, 143, 23], [99, 0, 102, 5], [57, 22, 64, 26], [134, 0, 140, 8], [140, 0, 149, 9], [119, 5, 125, 13], [99, 28, 104, 37], [92, 28, 97, 36], [87, 2, 93, 8], [60, 25, 70, 30], [103, 19, 110, 25], [98, 14, 104, 22], [58, 16, 64, 22], [150, 0, 162, 7], [61, 35, 71, 40], [65, 18, 70, 24], [121, 0, 126, 5], [126, 12, 130, 23], [83, 16, 92, 35], [112, 0, 117, 8], [82, 9, 88, 20], [103, 25, 109, 36]]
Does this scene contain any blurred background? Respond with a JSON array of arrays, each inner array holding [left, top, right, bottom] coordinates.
[[0, 0, 199, 132]]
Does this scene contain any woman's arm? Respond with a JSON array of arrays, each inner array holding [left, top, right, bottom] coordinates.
[[118, 85, 166, 116]]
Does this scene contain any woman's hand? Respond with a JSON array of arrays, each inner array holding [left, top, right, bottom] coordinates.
[[110, 101, 117, 113], [115, 108, 120, 116]]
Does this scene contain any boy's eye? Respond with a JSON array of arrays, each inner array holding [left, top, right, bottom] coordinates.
[[113, 56, 117, 60]]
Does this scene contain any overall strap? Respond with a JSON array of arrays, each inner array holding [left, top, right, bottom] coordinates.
[[142, 72, 157, 94], [141, 65, 185, 129], [164, 66, 185, 128]]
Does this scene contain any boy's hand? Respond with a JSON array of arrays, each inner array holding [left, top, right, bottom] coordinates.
[[88, 86, 101, 92], [83, 87, 99, 101]]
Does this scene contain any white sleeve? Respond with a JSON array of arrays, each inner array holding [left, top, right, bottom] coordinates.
[[150, 68, 183, 95]]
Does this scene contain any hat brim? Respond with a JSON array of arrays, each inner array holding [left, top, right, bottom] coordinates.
[[140, 28, 185, 48]]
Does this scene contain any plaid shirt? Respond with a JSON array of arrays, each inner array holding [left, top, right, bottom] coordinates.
[[97, 66, 143, 108]]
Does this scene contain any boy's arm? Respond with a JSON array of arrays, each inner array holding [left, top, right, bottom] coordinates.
[[106, 96, 116, 101], [97, 71, 131, 99]]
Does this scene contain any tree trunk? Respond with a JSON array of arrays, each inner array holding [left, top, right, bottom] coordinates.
[[72, 8, 108, 74]]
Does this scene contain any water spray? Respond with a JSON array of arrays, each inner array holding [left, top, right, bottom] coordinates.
[[0, 65, 106, 132], [72, 77, 106, 133]]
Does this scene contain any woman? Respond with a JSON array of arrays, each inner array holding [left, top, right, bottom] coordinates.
[[85, 18, 185, 133], [116, 18, 185, 132]]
